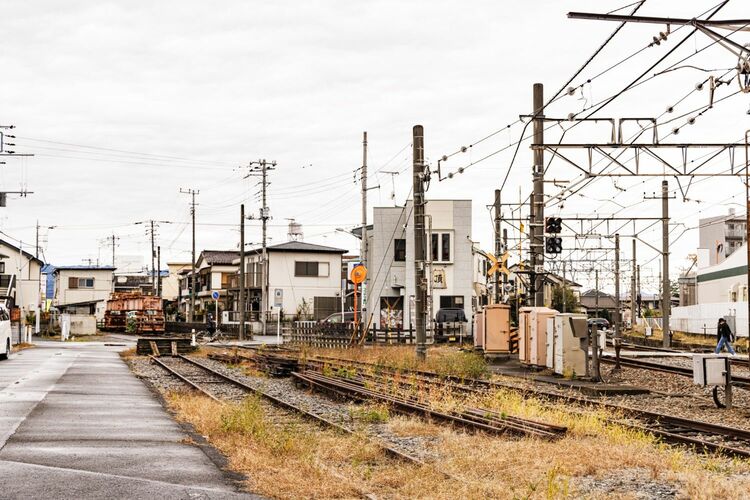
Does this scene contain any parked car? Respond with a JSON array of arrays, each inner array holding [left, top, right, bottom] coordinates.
[[0, 306, 11, 360], [320, 311, 355, 324], [587, 318, 610, 332], [434, 308, 468, 343], [435, 308, 467, 323]]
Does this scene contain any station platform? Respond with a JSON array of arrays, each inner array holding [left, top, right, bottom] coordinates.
[[0, 341, 260, 499]]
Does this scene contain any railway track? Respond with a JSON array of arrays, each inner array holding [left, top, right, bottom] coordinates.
[[149, 355, 430, 466], [229, 350, 750, 459], [598, 355, 750, 389]]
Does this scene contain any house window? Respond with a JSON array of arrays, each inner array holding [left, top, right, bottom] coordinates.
[[69, 277, 94, 289], [441, 233, 451, 262], [431, 234, 439, 262], [0, 262, 4, 273], [440, 295, 464, 309], [295, 261, 319, 277], [394, 239, 406, 262]]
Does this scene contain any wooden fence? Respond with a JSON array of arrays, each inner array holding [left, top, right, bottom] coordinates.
[[289, 321, 469, 348]]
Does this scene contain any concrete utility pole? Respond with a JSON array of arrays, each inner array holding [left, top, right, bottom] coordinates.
[[361, 132, 369, 323], [631, 238, 637, 331], [150, 221, 156, 289], [562, 260, 567, 314], [661, 180, 671, 347], [246, 160, 276, 335], [614, 234, 621, 340], [413, 125, 427, 361], [494, 189, 502, 304], [531, 83, 545, 307], [637, 264, 641, 318], [156, 245, 161, 297], [112, 234, 117, 267], [180, 189, 199, 322], [745, 130, 750, 360], [239, 203, 246, 341], [35, 221, 39, 259]]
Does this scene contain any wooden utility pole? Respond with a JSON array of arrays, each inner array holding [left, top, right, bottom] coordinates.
[[180, 188, 199, 322], [246, 160, 276, 335], [239, 203, 246, 341], [413, 125, 427, 361], [494, 189, 502, 304], [112, 234, 117, 267], [531, 83, 545, 307]]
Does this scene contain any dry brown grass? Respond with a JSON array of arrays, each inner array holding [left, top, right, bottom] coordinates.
[[165, 383, 750, 499], [118, 346, 138, 360], [303, 344, 489, 379], [13, 342, 35, 352]]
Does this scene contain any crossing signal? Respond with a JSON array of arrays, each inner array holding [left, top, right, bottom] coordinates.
[[545, 217, 562, 233], [545, 237, 562, 254]]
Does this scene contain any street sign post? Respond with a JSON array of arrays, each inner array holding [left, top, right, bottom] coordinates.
[[212, 290, 219, 324]]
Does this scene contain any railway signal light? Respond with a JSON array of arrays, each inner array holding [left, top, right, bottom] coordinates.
[[545, 237, 562, 254], [545, 217, 562, 233]]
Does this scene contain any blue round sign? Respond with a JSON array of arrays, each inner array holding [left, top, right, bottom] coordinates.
[[211, 291, 220, 300]]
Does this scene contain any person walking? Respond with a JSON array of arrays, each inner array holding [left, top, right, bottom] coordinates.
[[715, 317, 736, 355]]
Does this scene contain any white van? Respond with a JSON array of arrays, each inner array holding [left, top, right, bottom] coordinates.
[[0, 306, 11, 360]]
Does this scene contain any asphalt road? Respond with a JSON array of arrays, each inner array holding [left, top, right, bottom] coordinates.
[[0, 341, 261, 499]]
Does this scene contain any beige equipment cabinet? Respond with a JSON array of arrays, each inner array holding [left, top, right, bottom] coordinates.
[[519, 307, 557, 367], [546, 313, 587, 376], [482, 304, 511, 354], [518, 307, 533, 364], [473, 309, 485, 350]]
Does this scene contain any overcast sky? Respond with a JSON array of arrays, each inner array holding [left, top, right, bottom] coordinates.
[[0, 0, 748, 293]]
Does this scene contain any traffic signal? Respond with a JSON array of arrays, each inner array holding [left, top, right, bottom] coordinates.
[[545, 236, 563, 254], [545, 217, 562, 233]]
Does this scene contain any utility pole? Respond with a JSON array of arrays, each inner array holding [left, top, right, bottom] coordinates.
[[661, 180, 671, 347], [180, 189, 199, 322], [614, 233, 621, 339], [239, 203, 246, 341], [361, 132, 369, 326], [112, 234, 117, 267], [562, 260, 567, 314], [35, 221, 39, 259], [531, 83, 545, 307], [494, 189, 502, 304], [595, 269, 599, 319], [644, 180, 674, 346], [631, 239, 637, 331], [413, 125, 427, 361], [157, 245, 161, 297], [150, 221, 156, 289], [502, 228, 509, 301], [637, 265, 642, 318], [246, 160, 276, 335]]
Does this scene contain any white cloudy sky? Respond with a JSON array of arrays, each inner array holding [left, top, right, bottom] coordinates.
[[0, 0, 748, 293]]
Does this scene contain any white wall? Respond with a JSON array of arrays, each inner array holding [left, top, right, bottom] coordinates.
[[696, 243, 747, 304], [162, 263, 190, 300], [267, 251, 343, 315], [55, 269, 114, 306], [672, 302, 747, 338]]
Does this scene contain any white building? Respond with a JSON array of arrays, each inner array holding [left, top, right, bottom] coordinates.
[[365, 199, 474, 329], [231, 241, 347, 321], [53, 266, 116, 320], [698, 208, 747, 266], [0, 239, 44, 316], [162, 262, 191, 301], [670, 242, 749, 337]]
